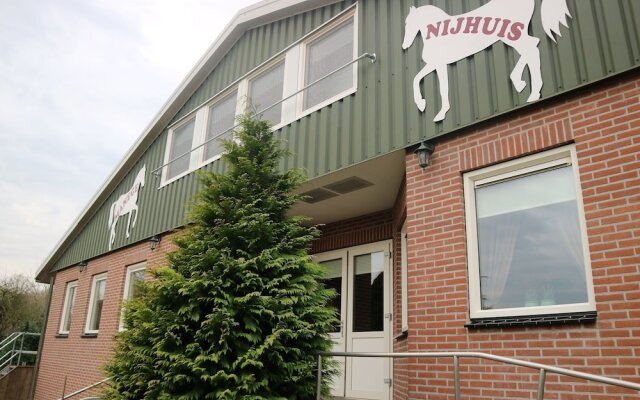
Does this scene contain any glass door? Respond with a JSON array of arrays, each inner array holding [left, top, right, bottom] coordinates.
[[316, 241, 391, 400], [345, 242, 391, 400], [316, 250, 348, 397]]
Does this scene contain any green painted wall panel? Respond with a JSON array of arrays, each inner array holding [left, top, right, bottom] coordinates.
[[52, 0, 640, 272]]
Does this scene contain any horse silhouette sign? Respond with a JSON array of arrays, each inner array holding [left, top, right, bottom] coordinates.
[[108, 165, 146, 250], [402, 0, 571, 122]]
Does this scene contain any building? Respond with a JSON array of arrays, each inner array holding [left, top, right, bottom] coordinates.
[[32, 0, 640, 399]]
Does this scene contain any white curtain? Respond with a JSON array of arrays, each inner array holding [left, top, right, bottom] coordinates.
[[554, 210, 586, 281], [478, 215, 519, 309]]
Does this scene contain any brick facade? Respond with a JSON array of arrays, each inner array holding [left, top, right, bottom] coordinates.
[[398, 71, 640, 399], [33, 234, 178, 400], [33, 71, 639, 399]]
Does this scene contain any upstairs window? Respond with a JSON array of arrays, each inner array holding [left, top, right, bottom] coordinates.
[[302, 17, 355, 112], [165, 117, 196, 181], [464, 146, 595, 319], [249, 61, 285, 126], [85, 273, 107, 334], [204, 91, 238, 162], [59, 281, 77, 335], [159, 5, 358, 187]]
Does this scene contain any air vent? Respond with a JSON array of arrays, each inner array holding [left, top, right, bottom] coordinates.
[[301, 188, 339, 204], [324, 176, 374, 194]]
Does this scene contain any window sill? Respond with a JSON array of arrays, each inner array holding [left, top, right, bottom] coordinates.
[[81, 333, 99, 338], [55, 333, 69, 338], [465, 311, 597, 329]]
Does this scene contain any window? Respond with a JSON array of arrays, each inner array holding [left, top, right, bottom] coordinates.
[[249, 61, 285, 126], [400, 222, 408, 332], [160, 5, 358, 187], [120, 263, 145, 330], [319, 258, 343, 333], [165, 117, 196, 181], [464, 145, 595, 319], [59, 281, 77, 334], [85, 273, 107, 334], [203, 91, 238, 162], [302, 17, 356, 112]]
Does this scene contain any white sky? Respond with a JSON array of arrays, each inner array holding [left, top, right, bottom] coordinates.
[[0, 0, 257, 279]]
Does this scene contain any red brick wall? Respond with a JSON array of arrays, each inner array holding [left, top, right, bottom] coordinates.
[[312, 210, 393, 253], [402, 72, 640, 399], [33, 71, 639, 399], [33, 233, 178, 400], [391, 180, 410, 400]]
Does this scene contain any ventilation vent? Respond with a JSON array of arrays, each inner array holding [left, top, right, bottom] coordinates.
[[324, 176, 374, 194], [301, 188, 339, 204]]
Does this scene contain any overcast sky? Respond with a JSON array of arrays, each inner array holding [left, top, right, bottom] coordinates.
[[0, 0, 257, 279]]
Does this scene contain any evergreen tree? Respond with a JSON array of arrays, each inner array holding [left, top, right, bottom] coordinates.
[[104, 115, 337, 400]]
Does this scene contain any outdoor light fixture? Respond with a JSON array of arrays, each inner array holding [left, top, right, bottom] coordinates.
[[78, 261, 88, 272], [149, 235, 161, 251], [414, 141, 435, 169]]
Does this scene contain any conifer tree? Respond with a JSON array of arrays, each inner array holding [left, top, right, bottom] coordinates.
[[105, 115, 337, 399]]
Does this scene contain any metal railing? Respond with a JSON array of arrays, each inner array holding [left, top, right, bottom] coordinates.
[[316, 351, 640, 400], [151, 52, 377, 179], [0, 332, 40, 373], [58, 377, 111, 400]]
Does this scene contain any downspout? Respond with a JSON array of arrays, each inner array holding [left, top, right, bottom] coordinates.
[[28, 274, 55, 400]]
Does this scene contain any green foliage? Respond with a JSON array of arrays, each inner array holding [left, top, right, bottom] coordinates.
[[0, 275, 46, 366], [0, 274, 47, 338], [105, 115, 337, 399]]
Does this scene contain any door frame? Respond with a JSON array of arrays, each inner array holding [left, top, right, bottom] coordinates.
[[314, 240, 393, 400]]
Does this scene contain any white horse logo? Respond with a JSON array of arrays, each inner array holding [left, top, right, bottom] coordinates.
[[402, 0, 571, 122], [108, 165, 146, 250]]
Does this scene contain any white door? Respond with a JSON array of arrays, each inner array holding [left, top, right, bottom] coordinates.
[[316, 241, 392, 400]]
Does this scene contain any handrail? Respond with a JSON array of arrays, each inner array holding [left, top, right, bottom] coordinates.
[[316, 351, 640, 400], [150, 52, 377, 178], [0, 332, 20, 353], [58, 377, 111, 400], [0, 332, 41, 372]]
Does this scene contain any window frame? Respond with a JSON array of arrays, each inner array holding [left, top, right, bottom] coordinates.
[[246, 58, 287, 130], [400, 222, 408, 333], [464, 145, 596, 319], [119, 263, 146, 331], [58, 280, 78, 335], [84, 273, 108, 334], [296, 9, 358, 118], [159, 4, 359, 187], [201, 87, 242, 165], [161, 114, 201, 185]]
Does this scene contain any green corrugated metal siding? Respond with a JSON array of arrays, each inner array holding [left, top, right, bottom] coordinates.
[[52, 0, 640, 272]]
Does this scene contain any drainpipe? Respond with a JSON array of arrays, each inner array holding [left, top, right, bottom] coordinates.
[[28, 275, 55, 400]]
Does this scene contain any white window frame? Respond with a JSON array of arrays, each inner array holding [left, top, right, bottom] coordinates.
[[58, 281, 78, 335], [84, 273, 108, 334], [119, 263, 146, 331], [159, 4, 359, 187], [464, 145, 596, 319], [161, 114, 201, 186], [400, 222, 408, 333], [296, 8, 358, 118], [200, 87, 242, 166], [245, 58, 287, 131]]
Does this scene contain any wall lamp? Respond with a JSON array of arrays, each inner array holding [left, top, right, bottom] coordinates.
[[77, 261, 88, 272], [149, 235, 161, 251], [414, 141, 435, 169]]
